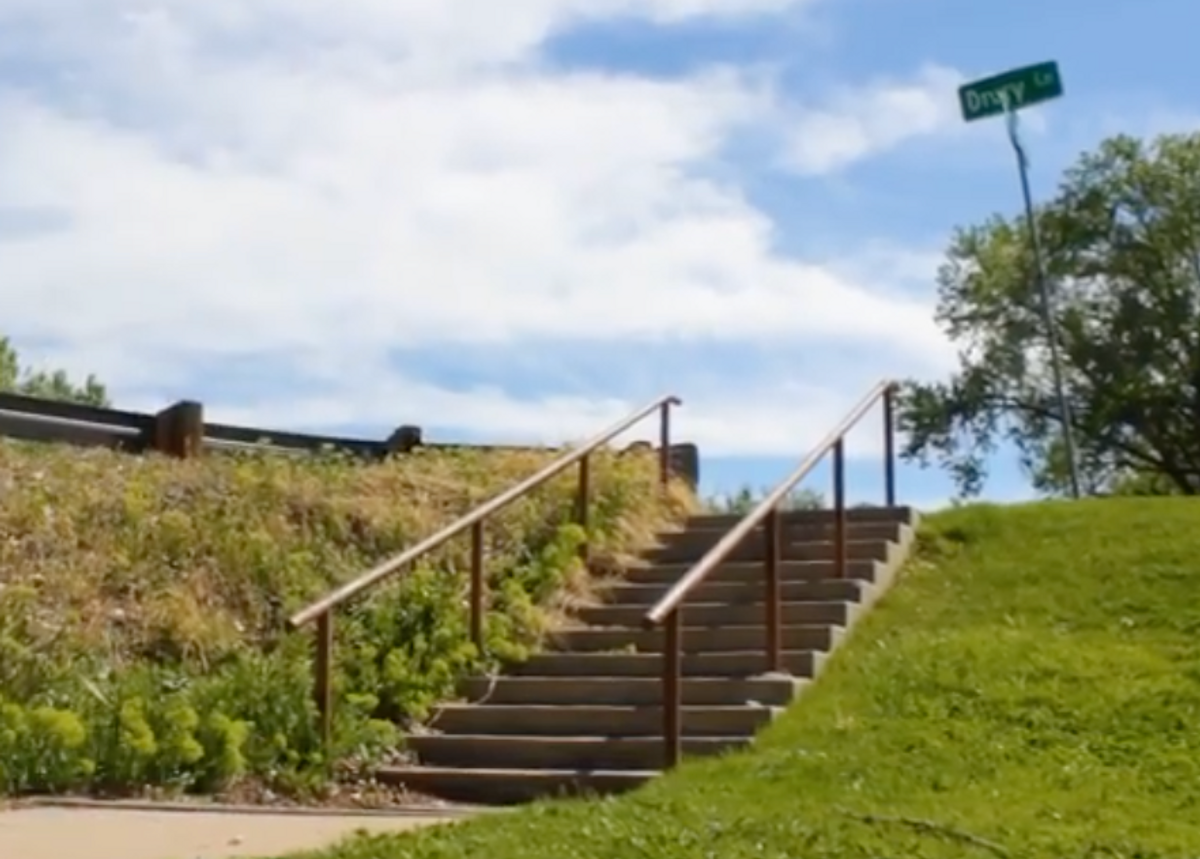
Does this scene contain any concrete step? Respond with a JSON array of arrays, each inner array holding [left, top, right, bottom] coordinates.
[[643, 537, 896, 565], [376, 765, 655, 805], [669, 520, 910, 543], [511, 648, 827, 677], [597, 578, 866, 606], [575, 600, 853, 628], [460, 675, 803, 706], [429, 704, 778, 737], [621, 558, 882, 585], [407, 734, 750, 770], [544, 625, 839, 656], [652, 536, 894, 562], [686, 506, 914, 529]]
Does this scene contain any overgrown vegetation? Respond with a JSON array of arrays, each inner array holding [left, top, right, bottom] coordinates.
[[900, 130, 1200, 498], [0, 334, 691, 797], [290, 498, 1200, 858], [0, 433, 690, 799]]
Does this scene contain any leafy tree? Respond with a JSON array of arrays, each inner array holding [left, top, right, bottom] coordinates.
[[0, 336, 109, 406], [900, 131, 1200, 497]]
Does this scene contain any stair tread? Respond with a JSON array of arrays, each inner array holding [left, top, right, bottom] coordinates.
[[471, 675, 801, 683], [631, 557, 876, 565], [509, 649, 826, 677], [584, 599, 851, 610], [434, 703, 783, 713], [649, 537, 890, 546], [410, 734, 751, 745], [576, 600, 853, 625], [602, 578, 863, 587], [686, 506, 913, 525], [580, 599, 854, 614], [380, 764, 661, 778], [375, 765, 657, 804], [530, 643, 827, 651], [620, 559, 883, 580], [623, 559, 870, 570]]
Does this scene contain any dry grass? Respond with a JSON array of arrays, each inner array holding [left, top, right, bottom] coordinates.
[[0, 441, 689, 665]]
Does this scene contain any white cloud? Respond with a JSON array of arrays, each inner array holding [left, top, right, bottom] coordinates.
[[0, 0, 819, 77], [784, 63, 966, 174], [0, 0, 960, 457]]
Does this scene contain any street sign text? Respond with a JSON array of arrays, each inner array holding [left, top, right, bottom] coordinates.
[[958, 61, 1063, 123]]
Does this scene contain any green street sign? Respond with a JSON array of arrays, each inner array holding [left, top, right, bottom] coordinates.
[[958, 61, 1063, 122]]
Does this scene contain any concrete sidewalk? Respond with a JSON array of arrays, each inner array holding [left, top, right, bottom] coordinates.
[[0, 804, 471, 859]]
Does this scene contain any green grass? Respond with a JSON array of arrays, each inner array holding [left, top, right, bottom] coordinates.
[[280, 497, 1200, 859]]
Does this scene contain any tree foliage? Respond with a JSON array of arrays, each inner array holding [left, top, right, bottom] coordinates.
[[0, 336, 108, 406], [900, 131, 1200, 497]]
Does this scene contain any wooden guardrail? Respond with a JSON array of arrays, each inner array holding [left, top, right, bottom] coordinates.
[[0, 392, 701, 483], [0, 392, 423, 459]]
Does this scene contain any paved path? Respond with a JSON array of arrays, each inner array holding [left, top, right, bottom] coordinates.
[[0, 805, 469, 859]]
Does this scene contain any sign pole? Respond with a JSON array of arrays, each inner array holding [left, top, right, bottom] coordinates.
[[999, 91, 1082, 499]]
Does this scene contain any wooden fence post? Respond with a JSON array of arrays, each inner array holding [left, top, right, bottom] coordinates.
[[385, 425, 422, 456], [617, 441, 700, 490], [152, 400, 204, 458], [667, 443, 700, 491]]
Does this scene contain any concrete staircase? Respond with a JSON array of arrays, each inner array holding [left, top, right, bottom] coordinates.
[[377, 505, 918, 804]]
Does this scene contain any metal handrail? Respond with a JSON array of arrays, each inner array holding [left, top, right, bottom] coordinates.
[[290, 394, 682, 746], [642, 380, 898, 768]]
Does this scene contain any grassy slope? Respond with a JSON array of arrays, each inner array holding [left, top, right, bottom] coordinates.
[[289, 498, 1200, 859], [0, 441, 689, 796]]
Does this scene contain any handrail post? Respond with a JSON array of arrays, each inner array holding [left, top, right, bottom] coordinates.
[[658, 401, 672, 491], [833, 439, 847, 579], [883, 384, 897, 507], [663, 609, 682, 769], [314, 611, 334, 751], [470, 522, 485, 652], [763, 506, 782, 672], [576, 455, 591, 563]]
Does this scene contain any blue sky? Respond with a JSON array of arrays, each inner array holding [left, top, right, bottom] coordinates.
[[1, 0, 1197, 510]]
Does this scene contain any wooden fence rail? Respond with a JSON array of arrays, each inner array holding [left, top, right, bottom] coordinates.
[[0, 392, 421, 459], [0, 391, 700, 486]]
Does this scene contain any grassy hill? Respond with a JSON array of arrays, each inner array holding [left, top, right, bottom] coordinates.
[[0, 440, 690, 798], [290, 498, 1200, 859]]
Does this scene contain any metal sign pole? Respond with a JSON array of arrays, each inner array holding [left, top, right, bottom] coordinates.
[[1000, 92, 1082, 499]]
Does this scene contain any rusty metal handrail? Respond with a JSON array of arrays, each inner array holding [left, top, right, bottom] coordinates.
[[642, 380, 898, 768], [289, 394, 682, 746]]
